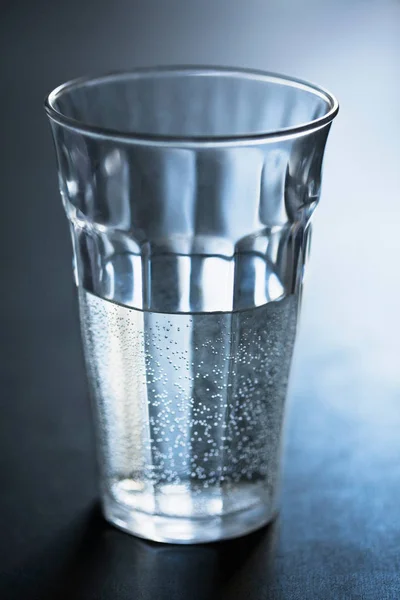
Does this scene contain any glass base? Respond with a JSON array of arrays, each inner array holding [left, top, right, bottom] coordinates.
[[103, 492, 275, 544]]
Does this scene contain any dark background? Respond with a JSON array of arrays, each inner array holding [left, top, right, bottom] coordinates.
[[0, 1, 399, 598]]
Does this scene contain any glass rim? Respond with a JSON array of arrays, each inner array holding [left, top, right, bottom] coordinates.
[[44, 65, 339, 146]]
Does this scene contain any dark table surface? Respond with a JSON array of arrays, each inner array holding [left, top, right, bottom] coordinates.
[[1, 1, 399, 598]]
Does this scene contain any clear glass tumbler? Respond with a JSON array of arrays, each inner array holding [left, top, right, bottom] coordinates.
[[45, 67, 338, 543]]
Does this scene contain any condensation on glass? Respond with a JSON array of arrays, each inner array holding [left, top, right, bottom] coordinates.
[[45, 67, 338, 543]]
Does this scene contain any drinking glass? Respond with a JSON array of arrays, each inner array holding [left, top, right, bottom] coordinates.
[[45, 67, 338, 543]]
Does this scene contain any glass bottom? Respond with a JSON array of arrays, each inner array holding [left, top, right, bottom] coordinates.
[[103, 490, 275, 544]]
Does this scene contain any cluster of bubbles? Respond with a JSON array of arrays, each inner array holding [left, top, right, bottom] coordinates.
[[80, 289, 297, 516]]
